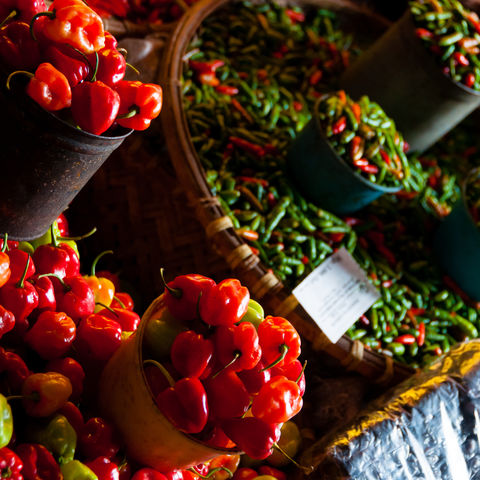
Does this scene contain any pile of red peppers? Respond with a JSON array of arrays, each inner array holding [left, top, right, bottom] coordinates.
[[0, 0, 163, 135], [143, 273, 306, 462]]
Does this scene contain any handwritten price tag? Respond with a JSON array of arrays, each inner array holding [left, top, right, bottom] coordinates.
[[293, 247, 380, 343]]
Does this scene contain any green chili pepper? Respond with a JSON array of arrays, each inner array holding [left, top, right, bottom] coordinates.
[[61, 461, 98, 480], [0, 394, 13, 448]]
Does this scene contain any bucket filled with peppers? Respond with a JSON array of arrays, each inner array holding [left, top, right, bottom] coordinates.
[[287, 90, 410, 214], [0, 0, 163, 240], [434, 167, 480, 302], [340, 0, 480, 153], [99, 273, 306, 473]]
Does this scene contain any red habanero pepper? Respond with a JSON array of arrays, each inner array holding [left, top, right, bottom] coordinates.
[[115, 80, 163, 131], [237, 360, 271, 395], [88, 47, 126, 87], [271, 359, 306, 396], [110, 292, 134, 311], [170, 331, 213, 378], [33, 0, 105, 53], [0, 348, 30, 393], [257, 316, 301, 369], [21, 372, 72, 417], [156, 378, 208, 434], [44, 44, 90, 88], [162, 272, 216, 322], [0, 448, 23, 480], [15, 443, 62, 480], [251, 375, 303, 423], [71, 81, 120, 135], [221, 417, 281, 460], [0, 21, 41, 70], [0, 306, 15, 339], [56, 213, 69, 237], [130, 468, 167, 480], [417, 322, 426, 347], [6, 249, 34, 285], [75, 314, 122, 363], [231, 468, 257, 480], [85, 457, 119, 480], [213, 322, 262, 372], [96, 307, 140, 332], [24, 311, 76, 359], [30, 275, 56, 316], [203, 371, 250, 420], [0, 0, 45, 24], [52, 275, 95, 322], [78, 417, 120, 460], [332, 116, 347, 135], [199, 278, 250, 327], [57, 401, 84, 434]]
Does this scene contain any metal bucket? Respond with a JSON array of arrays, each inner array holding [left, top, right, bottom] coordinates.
[[286, 104, 400, 215], [0, 76, 131, 240], [340, 11, 480, 153]]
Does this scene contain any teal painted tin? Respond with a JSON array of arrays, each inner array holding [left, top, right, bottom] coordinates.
[[286, 101, 401, 215]]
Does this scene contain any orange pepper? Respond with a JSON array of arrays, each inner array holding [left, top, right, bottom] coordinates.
[[0, 236, 11, 288], [83, 251, 115, 312]]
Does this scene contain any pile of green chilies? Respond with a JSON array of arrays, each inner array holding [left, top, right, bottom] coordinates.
[[182, 1, 480, 367], [465, 169, 480, 225], [411, 0, 480, 90]]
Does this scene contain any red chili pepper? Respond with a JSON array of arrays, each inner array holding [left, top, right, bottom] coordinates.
[[309, 69, 323, 86], [130, 468, 167, 480], [464, 72, 476, 88], [86, 0, 129, 18], [115, 80, 163, 131], [355, 161, 379, 174], [214, 322, 262, 372], [57, 401, 84, 434], [0, 448, 23, 480], [453, 51, 469, 66], [6, 249, 35, 285], [301, 255, 309, 265], [237, 360, 271, 395], [0, 0, 45, 24], [382, 279, 393, 288], [156, 378, 208, 434], [30, 275, 56, 316], [285, 8, 305, 23], [78, 417, 120, 460], [415, 27, 433, 39], [188, 59, 224, 75], [417, 322, 426, 347], [71, 80, 120, 135], [329, 232, 345, 243], [0, 306, 15, 340], [110, 292, 134, 311], [75, 314, 122, 363], [85, 457, 119, 480], [271, 358, 306, 396], [15, 443, 62, 480], [332, 116, 347, 135], [467, 13, 480, 35], [32, 239, 77, 280], [21, 372, 72, 417], [35, 0, 105, 54], [53, 275, 95, 322], [24, 63, 72, 111], [170, 330, 213, 378], [0, 348, 30, 393], [393, 334, 416, 345], [232, 468, 257, 480], [0, 21, 41, 70], [293, 101, 303, 112], [221, 417, 281, 460], [44, 44, 90, 88], [231, 98, 253, 123], [237, 229, 259, 241], [215, 85, 239, 96], [163, 273, 215, 322], [204, 371, 250, 420], [258, 466, 286, 480], [350, 135, 363, 161], [379, 149, 391, 166], [229, 136, 265, 157], [96, 307, 140, 332], [434, 347, 443, 356], [257, 316, 301, 369], [199, 278, 250, 327], [236, 176, 269, 187], [24, 311, 76, 359]]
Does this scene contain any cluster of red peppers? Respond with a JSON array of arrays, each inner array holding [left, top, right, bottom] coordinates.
[[143, 273, 305, 464], [0, 0, 163, 134]]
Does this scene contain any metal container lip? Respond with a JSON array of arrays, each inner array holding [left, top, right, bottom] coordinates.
[[312, 94, 402, 194]]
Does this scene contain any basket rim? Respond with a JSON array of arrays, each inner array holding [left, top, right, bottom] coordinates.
[[158, 0, 415, 387]]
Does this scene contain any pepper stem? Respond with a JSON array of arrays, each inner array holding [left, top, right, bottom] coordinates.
[[95, 302, 117, 315], [261, 344, 289, 371], [143, 359, 175, 387], [187, 467, 233, 479], [117, 106, 139, 120], [30, 10, 56, 40], [58, 227, 97, 242], [90, 51, 99, 82], [66, 45, 94, 72], [51, 223, 58, 248], [273, 443, 313, 474], [0, 10, 17, 28], [296, 360, 307, 384], [160, 268, 182, 299], [211, 351, 241, 379], [126, 63, 140, 75], [6, 70, 34, 90], [37, 273, 70, 292], [16, 255, 31, 289], [113, 295, 126, 309], [1, 234, 8, 253], [91, 250, 113, 277]]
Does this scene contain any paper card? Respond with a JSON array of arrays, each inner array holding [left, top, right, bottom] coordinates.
[[292, 247, 380, 343]]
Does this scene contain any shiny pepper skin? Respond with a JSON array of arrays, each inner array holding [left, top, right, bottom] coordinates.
[[54, 276, 95, 323], [271, 359, 305, 396], [96, 307, 140, 332], [24, 311, 76, 359], [251, 375, 302, 424], [57, 402, 84, 435], [78, 417, 120, 460], [32, 242, 79, 279], [39, 0, 105, 54], [46, 358, 84, 402], [131, 468, 167, 480], [26, 63, 72, 111], [0, 0, 46, 24], [115, 80, 163, 131], [30, 275, 56, 316], [0, 395, 13, 448], [0, 249, 10, 288], [0, 21, 41, 70], [6, 249, 34, 285], [164, 274, 215, 322], [0, 348, 31, 393], [0, 447, 23, 480], [22, 372, 72, 417], [89, 48, 126, 86], [15, 443, 62, 480], [170, 330, 213, 378], [71, 81, 120, 136], [237, 360, 271, 395], [199, 278, 250, 327], [214, 322, 262, 372], [85, 457, 119, 480], [0, 305, 15, 339], [44, 44, 90, 88], [60, 461, 96, 480]]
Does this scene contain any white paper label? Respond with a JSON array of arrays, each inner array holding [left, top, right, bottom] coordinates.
[[292, 247, 380, 343]]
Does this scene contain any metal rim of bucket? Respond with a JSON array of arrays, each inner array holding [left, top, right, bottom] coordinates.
[[312, 94, 403, 194]]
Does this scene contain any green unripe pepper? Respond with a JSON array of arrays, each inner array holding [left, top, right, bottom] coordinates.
[[30, 222, 79, 257], [33, 414, 77, 464], [61, 461, 98, 480], [17, 241, 34, 255], [0, 394, 13, 448], [239, 299, 264, 329]]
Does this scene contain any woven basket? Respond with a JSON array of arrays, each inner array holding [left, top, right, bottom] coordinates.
[[158, 0, 415, 387]]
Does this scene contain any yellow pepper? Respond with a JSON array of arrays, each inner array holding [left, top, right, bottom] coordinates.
[[83, 251, 115, 312]]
